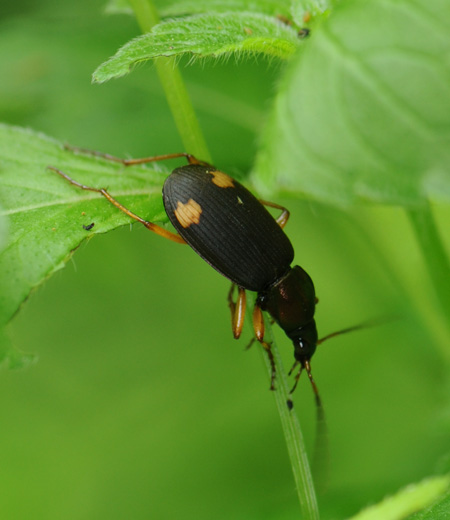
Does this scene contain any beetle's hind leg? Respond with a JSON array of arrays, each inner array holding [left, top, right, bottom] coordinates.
[[227, 285, 276, 390], [252, 303, 276, 390], [260, 200, 290, 229], [48, 166, 186, 244]]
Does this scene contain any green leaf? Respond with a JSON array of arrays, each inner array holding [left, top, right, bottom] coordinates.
[[159, 0, 291, 16], [347, 474, 450, 520], [290, 0, 333, 25], [408, 489, 450, 519], [253, 0, 450, 206], [104, 0, 331, 27], [0, 124, 168, 329], [93, 12, 300, 83], [105, 0, 294, 18]]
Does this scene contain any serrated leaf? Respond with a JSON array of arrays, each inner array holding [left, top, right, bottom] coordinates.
[[0, 124, 169, 329], [93, 12, 300, 83], [253, 0, 450, 206], [104, 0, 330, 28], [347, 474, 450, 520]]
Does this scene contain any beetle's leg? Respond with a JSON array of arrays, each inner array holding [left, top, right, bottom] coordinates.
[[48, 166, 186, 244], [288, 360, 299, 376], [227, 284, 246, 339], [245, 337, 255, 350], [290, 365, 303, 394], [245, 316, 275, 349], [252, 304, 276, 390], [259, 200, 290, 229], [64, 145, 212, 168]]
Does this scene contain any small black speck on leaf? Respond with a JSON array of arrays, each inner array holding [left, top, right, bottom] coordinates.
[[298, 28, 310, 38]]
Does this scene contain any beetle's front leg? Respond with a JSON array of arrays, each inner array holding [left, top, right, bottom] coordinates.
[[252, 303, 276, 390], [63, 145, 211, 168], [227, 284, 246, 339], [47, 166, 186, 244]]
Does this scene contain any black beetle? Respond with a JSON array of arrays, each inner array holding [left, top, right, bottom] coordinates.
[[49, 152, 336, 404]]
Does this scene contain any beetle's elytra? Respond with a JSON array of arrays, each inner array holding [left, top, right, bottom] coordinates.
[[164, 163, 294, 291], [49, 151, 324, 404]]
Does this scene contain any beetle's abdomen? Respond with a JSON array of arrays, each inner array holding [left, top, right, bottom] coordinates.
[[163, 164, 294, 291]]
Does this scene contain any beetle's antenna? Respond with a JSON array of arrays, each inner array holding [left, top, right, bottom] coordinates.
[[289, 360, 327, 470], [290, 360, 329, 489], [289, 360, 322, 407], [304, 360, 322, 410], [310, 316, 398, 490], [317, 323, 367, 344], [317, 315, 398, 345], [304, 360, 329, 491]]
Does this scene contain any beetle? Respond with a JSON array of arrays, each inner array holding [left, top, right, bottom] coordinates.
[[48, 151, 349, 407]]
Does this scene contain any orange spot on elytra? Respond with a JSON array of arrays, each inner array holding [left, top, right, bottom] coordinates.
[[174, 199, 202, 228], [209, 170, 234, 188]]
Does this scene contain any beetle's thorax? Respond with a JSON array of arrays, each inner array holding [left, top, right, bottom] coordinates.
[[257, 265, 318, 361]]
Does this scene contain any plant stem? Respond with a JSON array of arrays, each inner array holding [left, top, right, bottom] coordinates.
[[407, 204, 450, 341], [127, 0, 211, 162], [260, 324, 320, 519], [128, 2, 319, 516]]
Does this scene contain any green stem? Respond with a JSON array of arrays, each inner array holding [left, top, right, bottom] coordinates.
[[127, 0, 211, 162], [260, 324, 320, 519], [407, 204, 450, 329], [128, 1, 319, 515]]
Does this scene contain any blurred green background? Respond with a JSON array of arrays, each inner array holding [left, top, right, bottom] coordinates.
[[1, 1, 449, 519]]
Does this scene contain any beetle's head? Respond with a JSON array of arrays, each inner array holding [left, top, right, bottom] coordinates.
[[288, 319, 318, 365], [287, 320, 322, 405]]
